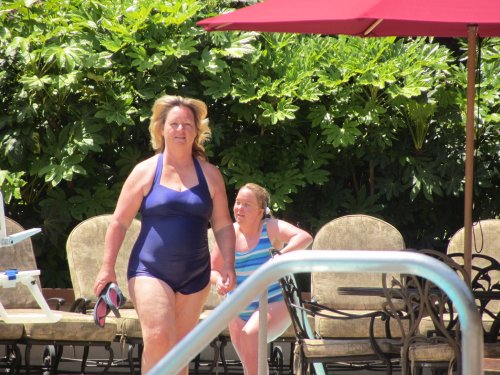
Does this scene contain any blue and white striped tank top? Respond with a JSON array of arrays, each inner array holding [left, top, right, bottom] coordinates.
[[232, 222, 283, 321]]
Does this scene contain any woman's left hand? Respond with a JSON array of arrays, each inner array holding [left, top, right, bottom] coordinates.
[[216, 263, 236, 295]]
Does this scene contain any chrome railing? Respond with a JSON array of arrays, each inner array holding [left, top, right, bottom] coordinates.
[[148, 250, 484, 375]]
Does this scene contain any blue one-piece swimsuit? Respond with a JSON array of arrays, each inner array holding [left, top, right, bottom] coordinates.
[[231, 223, 284, 321], [127, 153, 213, 294]]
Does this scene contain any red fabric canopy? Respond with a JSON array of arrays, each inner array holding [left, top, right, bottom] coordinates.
[[198, 0, 500, 37]]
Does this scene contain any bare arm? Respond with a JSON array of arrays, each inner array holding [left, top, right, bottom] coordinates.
[[205, 163, 236, 293], [93, 158, 155, 296], [267, 218, 313, 255], [210, 224, 236, 295]]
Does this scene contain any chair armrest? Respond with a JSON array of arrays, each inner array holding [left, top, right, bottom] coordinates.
[[46, 297, 66, 310], [70, 297, 92, 313]]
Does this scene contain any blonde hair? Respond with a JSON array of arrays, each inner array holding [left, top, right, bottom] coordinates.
[[148, 95, 211, 159], [240, 183, 271, 218]]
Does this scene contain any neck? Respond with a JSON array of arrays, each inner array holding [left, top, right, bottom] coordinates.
[[163, 149, 193, 167], [237, 219, 263, 237]]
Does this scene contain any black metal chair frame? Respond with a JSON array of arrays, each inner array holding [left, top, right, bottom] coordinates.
[[384, 249, 469, 375], [280, 273, 400, 375], [0, 342, 21, 374]]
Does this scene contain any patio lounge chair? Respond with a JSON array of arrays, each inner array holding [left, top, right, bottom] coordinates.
[[66, 214, 143, 374], [66, 214, 227, 374], [1, 217, 117, 374]]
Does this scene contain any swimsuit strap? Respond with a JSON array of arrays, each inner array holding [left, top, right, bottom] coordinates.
[[193, 157, 209, 191], [154, 154, 207, 191], [262, 222, 268, 235], [153, 153, 163, 185]]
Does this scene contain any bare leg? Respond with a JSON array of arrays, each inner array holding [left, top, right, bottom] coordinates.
[[129, 276, 176, 375], [229, 300, 291, 375], [174, 284, 210, 375], [129, 276, 210, 375]]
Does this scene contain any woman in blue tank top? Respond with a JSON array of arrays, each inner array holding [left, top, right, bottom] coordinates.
[[211, 183, 313, 375], [93, 95, 235, 375]]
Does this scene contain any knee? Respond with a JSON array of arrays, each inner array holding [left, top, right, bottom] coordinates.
[[143, 325, 175, 347]]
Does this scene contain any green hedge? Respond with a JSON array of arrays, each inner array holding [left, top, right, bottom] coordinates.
[[1, 0, 499, 287]]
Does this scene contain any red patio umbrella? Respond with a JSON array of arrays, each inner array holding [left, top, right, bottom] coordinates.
[[198, 0, 500, 278]]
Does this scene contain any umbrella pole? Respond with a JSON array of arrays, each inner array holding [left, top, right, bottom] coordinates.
[[463, 25, 478, 280]]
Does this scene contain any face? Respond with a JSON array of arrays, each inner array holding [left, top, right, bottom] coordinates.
[[163, 105, 197, 147], [233, 187, 264, 224]]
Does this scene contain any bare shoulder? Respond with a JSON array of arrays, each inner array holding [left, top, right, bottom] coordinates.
[[127, 154, 158, 192], [198, 158, 225, 198], [265, 218, 280, 232], [198, 159, 224, 184], [133, 155, 157, 172]]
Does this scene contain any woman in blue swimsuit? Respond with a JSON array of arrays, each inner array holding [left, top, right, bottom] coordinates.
[[211, 183, 313, 375], [93, 95, 235, 375]]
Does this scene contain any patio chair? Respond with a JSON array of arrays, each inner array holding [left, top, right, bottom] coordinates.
[[447, 219, 500, 363], [66, 215, 226, 375], [0, 215, 35, 374], [66, 214, 143, 374], [1, 217, 118, 374], [384, 249, 468, 375], [309, 214, 407, 374]]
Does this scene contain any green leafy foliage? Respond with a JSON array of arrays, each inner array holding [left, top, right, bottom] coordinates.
[[0, 0, 499, 287]]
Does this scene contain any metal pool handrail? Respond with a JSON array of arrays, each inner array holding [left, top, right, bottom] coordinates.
[[148, 250, 484, 375]]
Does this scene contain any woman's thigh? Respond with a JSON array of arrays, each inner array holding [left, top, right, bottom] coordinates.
[[175, 283, 210, 339], [239, 300, 291, 342], [129, 276, 176, 337], [266, 300, 291, 342]]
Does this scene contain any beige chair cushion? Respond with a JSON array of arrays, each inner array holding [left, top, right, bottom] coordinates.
[[315, 309, 407, 339], [66, 214, 141, 309], [19, 310, 117, 342], [447, 219, 500, 313], [311, 214, 405, 311], [302, 338, 400, 359], [0, 321, 24, 340], [407, 342, 455, 363], [114, 308, 142, 339]]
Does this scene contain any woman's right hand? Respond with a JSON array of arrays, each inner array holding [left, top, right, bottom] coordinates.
[[93, 267, 117, 297]]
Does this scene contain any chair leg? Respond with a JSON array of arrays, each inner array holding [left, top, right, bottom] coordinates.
[[288, 341, 295, 375], [41, 345, 56, 375], [80, 345, 89, 373], [219, 336, 229, 375], [270, 345, 284, 375], [6, 344, 21, 374], [208, 337, 221, 374], [127, 343, 136, 375], [54, 344, 64, 373], [192, 353, 201, 375], [25, 344, 33, 375], [102, 343, 114, 373]]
